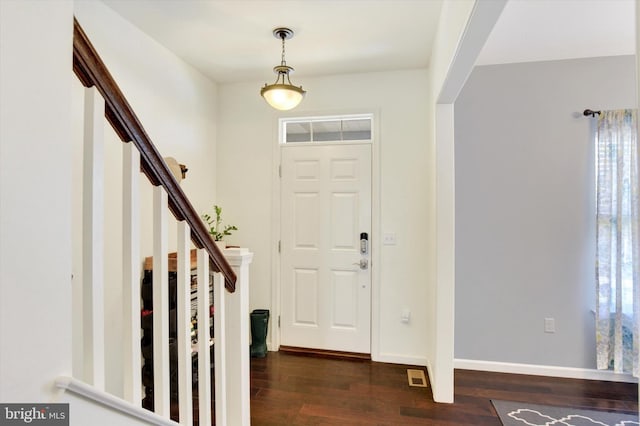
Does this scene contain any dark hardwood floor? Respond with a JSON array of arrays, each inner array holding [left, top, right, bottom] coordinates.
[[250, 352, 638, 425]]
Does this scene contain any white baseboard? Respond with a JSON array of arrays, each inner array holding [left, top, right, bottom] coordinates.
[[454, 358, 638, 383], [374, 353, 427, 367]]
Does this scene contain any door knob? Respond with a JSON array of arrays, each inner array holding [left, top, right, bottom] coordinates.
[[352, 259, 368, 270]]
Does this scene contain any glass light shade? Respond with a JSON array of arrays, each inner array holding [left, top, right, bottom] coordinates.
[[260, 83, 306, 111]]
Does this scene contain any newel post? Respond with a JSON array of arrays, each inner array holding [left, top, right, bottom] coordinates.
[[223, 248, 254, 426]]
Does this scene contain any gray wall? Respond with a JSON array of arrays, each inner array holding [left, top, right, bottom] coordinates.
[[454, 55, 636, 369]]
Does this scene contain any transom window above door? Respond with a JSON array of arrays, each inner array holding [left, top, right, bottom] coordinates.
[[280, 114, 373, 144]]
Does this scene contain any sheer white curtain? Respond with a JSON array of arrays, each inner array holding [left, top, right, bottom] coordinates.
[[595, 109, 639, 377]]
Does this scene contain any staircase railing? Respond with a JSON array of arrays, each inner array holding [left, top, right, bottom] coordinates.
[[68, 17, 250, 426], [73, 18, 236, 289]]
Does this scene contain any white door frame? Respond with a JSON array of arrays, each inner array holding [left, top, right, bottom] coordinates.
[[269, 109, 381, 359]]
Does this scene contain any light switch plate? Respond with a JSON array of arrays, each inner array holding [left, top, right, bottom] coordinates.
[[383, 233, 396, 245]]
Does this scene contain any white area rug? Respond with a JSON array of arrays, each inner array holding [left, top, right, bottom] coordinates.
[[491, 400, 639, 426]]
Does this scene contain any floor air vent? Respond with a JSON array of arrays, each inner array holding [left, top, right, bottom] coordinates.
[[407, 369, 428, 387]]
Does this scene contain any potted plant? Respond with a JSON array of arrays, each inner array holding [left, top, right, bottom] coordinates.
[[201, 205, 238, 250]]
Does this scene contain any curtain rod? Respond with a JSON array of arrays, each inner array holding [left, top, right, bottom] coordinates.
[[583, 109, 601, 117]]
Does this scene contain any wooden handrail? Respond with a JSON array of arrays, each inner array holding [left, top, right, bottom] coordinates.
[[72, 18, 236, 291]]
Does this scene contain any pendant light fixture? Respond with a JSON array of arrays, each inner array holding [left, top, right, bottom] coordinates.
[[260, 27, 306, 111]]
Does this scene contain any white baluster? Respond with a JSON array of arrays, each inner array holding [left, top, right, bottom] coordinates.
[[82, 86, 105, 390], [224, 249, 253, 426], [197, 250, 212, 426], [214, 271, 227, 426], [177, 222, 193, 425], [122, 142, 141, 404], [153, 186, 170, 417]]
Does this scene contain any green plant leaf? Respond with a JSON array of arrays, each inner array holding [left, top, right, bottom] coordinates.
[[201, 204, 238, 241]]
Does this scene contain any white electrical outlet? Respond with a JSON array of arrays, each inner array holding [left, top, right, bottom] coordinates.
[[544, 318, 555, 333]]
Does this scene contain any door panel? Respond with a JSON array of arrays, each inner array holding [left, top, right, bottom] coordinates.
[[293, 268, 318, 326], [281, 143, 371, 353], [331, 192, 358, 249], [293, 193, 320, 248], [331, 270, 358, 329]]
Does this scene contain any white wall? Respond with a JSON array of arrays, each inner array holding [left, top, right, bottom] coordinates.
[[429, 0, 478, 99], [74, 0, 219, 232], [455, 56, 637, 370], [426, 0, 478, 402], [73, 1, 219, 397], [0, 0, 74, 401], [217, 69, 431, 364]]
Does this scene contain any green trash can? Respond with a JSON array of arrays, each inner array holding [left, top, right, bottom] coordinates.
[[250, 309, 269, 358]]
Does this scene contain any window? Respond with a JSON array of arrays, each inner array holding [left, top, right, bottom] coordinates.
[[281, 114, 373, 144]]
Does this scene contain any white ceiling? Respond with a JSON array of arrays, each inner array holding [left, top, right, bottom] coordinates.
[[476, 0, 635, 66], [101, 0, 444, 83], [101, 0, 636, 85]]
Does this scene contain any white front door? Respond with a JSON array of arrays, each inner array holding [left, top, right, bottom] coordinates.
[[280, 143, 372, 353]]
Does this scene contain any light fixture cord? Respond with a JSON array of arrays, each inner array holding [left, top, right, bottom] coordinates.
[[280, 34, 287, 67]]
